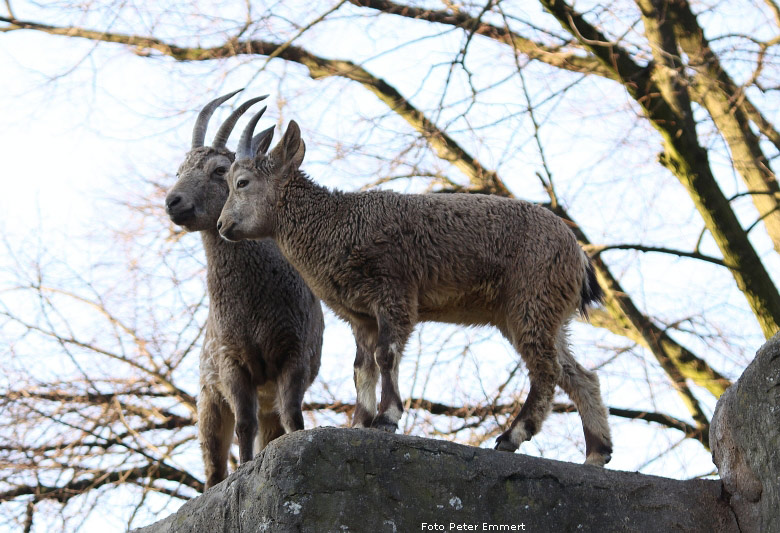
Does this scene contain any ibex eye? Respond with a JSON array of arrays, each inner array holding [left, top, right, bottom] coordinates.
[[214, 167, 227, 177], [237, 179, 249, 189]]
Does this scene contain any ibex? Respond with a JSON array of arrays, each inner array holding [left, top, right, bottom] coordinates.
[[165, 92, 324, 488], [217, 118, 612, 466]]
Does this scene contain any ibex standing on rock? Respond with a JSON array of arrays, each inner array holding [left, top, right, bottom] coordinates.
[[166, 92, 324, 488], [217, 117, 612, 466]]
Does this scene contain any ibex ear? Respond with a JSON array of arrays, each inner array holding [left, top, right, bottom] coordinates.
[[251, 126, 275, 157], [271, 120, 305, 171]]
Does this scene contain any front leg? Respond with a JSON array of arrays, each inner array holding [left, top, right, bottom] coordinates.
[[371, 309, 413, 433], [219, 357, 258, 464], [275, 361, 308, 434], [351, 322, 378, 429]]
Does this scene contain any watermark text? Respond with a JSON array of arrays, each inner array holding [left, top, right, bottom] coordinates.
[[420, 523, 527, 531]]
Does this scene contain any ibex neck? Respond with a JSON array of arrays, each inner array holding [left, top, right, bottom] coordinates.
[[273, 172, 341, 277], [276, 173, 339, 231], [199, 228, 258, 288], [200, 227, 233, 259]]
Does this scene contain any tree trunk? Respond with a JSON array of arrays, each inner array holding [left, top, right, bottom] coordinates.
[[540, 0, 780, 338]]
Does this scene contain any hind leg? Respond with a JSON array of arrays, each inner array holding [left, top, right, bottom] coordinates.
[[495, 333, 561, 452], [256, 388, 285, 451], [256, 411, 285, 451], [556, 325, 612, 466], [198, 386, 235, 489]]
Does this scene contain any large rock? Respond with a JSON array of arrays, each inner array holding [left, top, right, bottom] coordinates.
[[136, 427, 736, 533], [711, 332, 780, 532]]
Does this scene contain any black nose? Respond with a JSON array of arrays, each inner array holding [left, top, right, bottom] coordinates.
[[166, 194, 182, 212], [216, 220, 222, 230]]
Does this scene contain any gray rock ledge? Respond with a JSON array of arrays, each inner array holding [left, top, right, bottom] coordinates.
[[135, 427, 737, 533]]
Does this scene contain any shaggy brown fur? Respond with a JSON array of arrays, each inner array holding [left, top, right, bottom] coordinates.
[[218, 120, 612, 465], [166, 99, 323, 489]]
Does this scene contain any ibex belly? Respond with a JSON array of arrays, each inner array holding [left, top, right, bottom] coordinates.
[[417, 283, 500, 326]]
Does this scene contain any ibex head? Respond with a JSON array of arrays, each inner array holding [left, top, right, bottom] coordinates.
[[165, 90, 273, 232], [218, 118, 304, 242]]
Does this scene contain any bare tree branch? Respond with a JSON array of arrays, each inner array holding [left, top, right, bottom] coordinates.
[[304, 400, 707, 446], [0, 463, 203, 503], [346, 0, 617, 79], [585, 243, 727, 267]]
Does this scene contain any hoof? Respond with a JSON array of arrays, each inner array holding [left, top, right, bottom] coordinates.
[[350, 415, 372, 429], [494, 433, 518, 452], [584, 452, 612, 467], [583, 432, 613, 467], [370, 414, 399, 433], [351, 405, 374, 428]]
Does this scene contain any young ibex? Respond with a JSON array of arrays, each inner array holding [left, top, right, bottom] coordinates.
[[217, 118, 612, 466], [165, 92, 324, 488]]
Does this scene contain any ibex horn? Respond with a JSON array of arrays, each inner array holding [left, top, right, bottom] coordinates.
[[251, 125, 275, 156], [191, 89, 243, 149], [236, 107, 267, 161], [212, 94, 269, 149]]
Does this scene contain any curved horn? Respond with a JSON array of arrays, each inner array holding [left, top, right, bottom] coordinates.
[[251, 125, 275, 156], [236, 106, 267, 161], [191, 89, 243, 148], [212, 94, 269, 149]]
